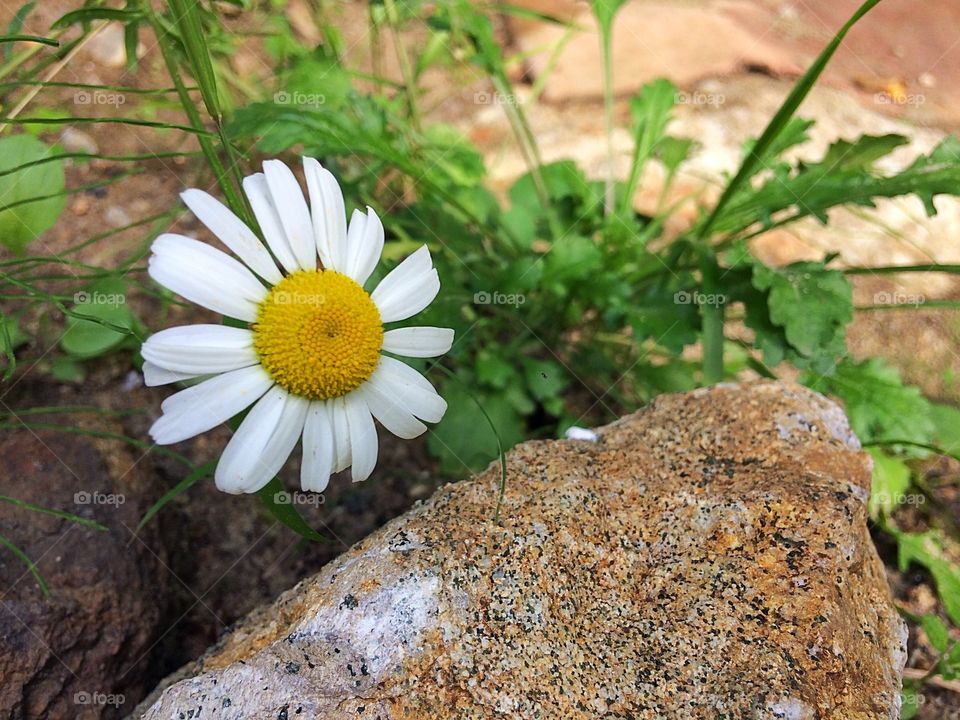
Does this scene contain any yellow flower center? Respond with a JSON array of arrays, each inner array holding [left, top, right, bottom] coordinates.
[[253, 270, 383, 400]]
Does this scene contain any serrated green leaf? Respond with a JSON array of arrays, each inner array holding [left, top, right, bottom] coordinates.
[[802, 357, 934, 447], [752, 261, 852, 358], [716, 134, 960, 235]]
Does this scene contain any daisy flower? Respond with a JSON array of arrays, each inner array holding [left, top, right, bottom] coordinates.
[[142, 157, 452, 494]]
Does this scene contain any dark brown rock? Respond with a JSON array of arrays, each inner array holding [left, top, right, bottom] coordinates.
[[0, 423, 164, 720]]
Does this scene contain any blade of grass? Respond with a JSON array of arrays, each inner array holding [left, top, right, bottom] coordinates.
[[0, 534, 49, 596], [0, 495, 107, 531], [0, 35, 58, 48], [695, 0, 883, 384], [135, 459, 215, 534]]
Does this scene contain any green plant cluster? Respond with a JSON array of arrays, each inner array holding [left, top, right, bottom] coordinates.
[[2, 0, 960, 703]]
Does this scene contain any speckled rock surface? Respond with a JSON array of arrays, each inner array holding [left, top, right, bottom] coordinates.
[[136, 381, 906, 720]]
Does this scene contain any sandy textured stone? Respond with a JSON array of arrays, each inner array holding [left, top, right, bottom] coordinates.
[[137, 381, 906, 719]]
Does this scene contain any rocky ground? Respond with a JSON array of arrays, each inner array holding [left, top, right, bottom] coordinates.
[[1, 0, 959, 718]]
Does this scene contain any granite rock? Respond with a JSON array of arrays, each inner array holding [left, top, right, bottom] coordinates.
[[137, 381, 906, 719]]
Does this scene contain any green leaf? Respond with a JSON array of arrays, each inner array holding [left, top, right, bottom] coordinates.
[[712, 133, 960, 236], [621, 78, 677, 216], [476, 350, 517, 389], [4, 1, 39, 59], [51, 7, 142, 29], [543, 235, 602, 290], [0, 135, 65, 252], [738, 250, 852, 372], [899, 687, 922, 720], [753, 261, 852, 359], [522, 358, 568, 404], [919, 613, 950, 654], [590, 0, 628, 36], [49, 356, 85, 382], [866, 448, 911, 518], [802, 357, 934, 447], [896, 530, 960, 626], [136, 460, 215, 533], [61, 279, 135, 359], [697, 0, 883, 240], [931, 403, 960, 455], [256, 477, 326, 542], [428, 385, 524, 474]]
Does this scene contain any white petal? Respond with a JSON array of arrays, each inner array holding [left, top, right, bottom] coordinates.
[[357, 383, 426, 439], [328, 396, 351, 473], [262, 159, 316, 271], [368, 356, 447, 423], [382, 327, 454, 358], [215, 386, 309, 494], [142, 324, 257, 375], [344, 206, 384, 287], [180, 189, 282, 284], [243, 173, 299, 274], [142, 361, 200, 387], [345, 392, 378, 483], [370, 246, 440, 323], [303, 157, 347, 272], [301, 401, 334, 492], [149, 234, 267, 322], [149, 365, 273, 445]]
